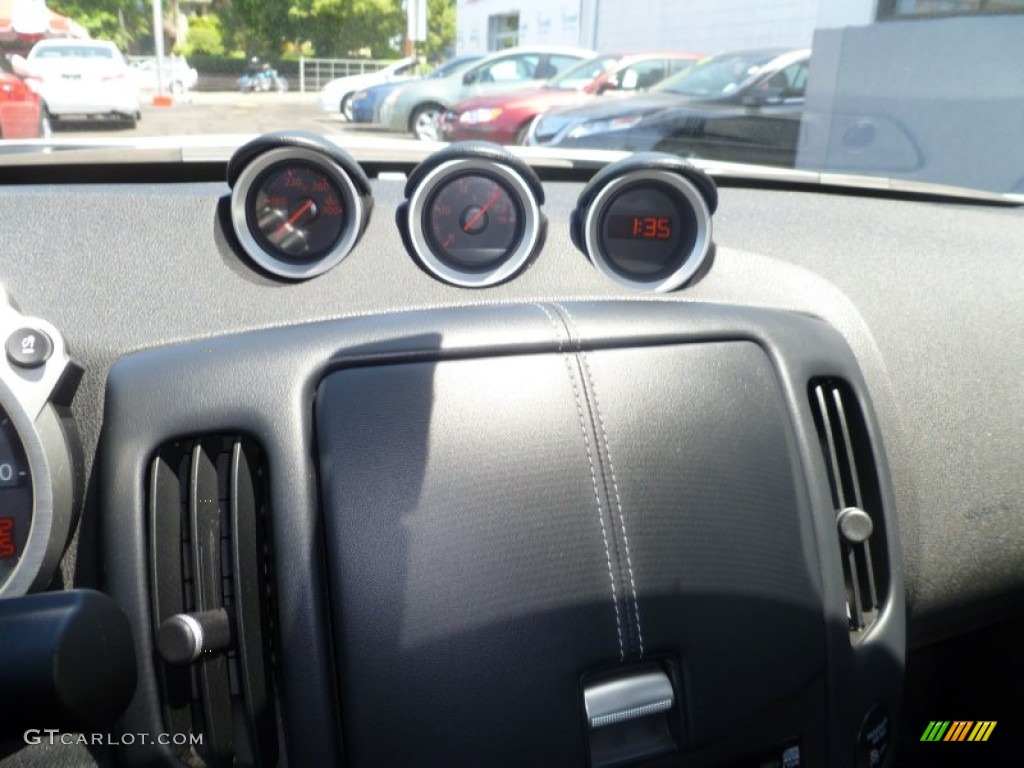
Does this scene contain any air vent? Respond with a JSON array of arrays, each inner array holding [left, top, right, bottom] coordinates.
[[808, 380, 888, 639], [148, 437, 278, 767]]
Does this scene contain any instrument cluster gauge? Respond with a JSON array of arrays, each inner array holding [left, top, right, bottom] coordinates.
[[228, 133, 373, 280], [399, 143, 545, 287], [0, 283, 82, 598], [570, 153, 718, 292]]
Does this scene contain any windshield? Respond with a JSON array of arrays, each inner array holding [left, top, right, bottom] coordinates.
[[654, 51, 780, 98], [544, 55, 618, 89], [2, 1, 1021, 195]]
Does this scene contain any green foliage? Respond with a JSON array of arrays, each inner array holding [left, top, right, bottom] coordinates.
[[176, 14, 225, 57], [424, 0, 455, 62], [218, 0, 294, 59], [289, 0, 404, 58], [49, 0, 456, 61], [49, 0, 150, 50]]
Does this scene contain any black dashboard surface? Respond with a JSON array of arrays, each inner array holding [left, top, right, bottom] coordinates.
[[1, 172, 1022, 650]]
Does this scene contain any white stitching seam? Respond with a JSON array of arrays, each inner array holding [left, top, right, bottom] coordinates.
[[536, 303, 625, 662], [554, 302, 644, 659]]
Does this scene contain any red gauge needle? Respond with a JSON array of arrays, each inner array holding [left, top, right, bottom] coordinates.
[[462, 188, 503, 233], [272, 198, 314, 240]]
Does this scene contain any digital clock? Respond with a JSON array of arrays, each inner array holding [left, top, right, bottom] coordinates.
[[608, 215, 673, 240]]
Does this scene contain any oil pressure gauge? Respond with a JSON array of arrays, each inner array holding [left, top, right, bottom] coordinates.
[[400, 143, 545, 287]]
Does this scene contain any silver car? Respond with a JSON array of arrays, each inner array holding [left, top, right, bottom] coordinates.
[[379, 45, 595, 141]]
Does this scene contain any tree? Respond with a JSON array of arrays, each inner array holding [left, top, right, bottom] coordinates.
[[289, 0, 404, 58], [175, 14, 225, 57], [218, 0, 294, 59], [423, 0, 454, 62], [49, 0, 150, 51]]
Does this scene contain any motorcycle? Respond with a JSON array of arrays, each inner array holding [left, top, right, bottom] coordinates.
[[237, 69, 289, 93]]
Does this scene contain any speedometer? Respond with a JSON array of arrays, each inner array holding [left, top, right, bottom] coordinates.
[[0, 407, 32, 587]]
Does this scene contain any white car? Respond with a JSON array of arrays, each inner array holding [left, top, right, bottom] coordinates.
[[16, 39, 140, 127], [128, 56, 199, 95], [317, 57, 418, 120]]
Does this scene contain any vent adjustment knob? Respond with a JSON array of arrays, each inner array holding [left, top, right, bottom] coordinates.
[[156, 608, 232, 665], [837, 506, 874, 545]]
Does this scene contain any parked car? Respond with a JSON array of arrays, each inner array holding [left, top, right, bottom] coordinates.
[[527, 48, 810, 167], [440, 51, 702, 144], [128, 55, 198, 95], [378, 45, 595, 141], [351, 54, 484, 124], [318, 57, 418, 120], [0, 54, 47, 138], [13, 39, 140, 128]]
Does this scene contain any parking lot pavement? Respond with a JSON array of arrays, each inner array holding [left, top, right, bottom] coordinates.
[[50, 90, 418, 143]]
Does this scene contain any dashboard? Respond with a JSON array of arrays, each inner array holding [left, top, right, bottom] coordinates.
[[0, 132, 1022, 768]]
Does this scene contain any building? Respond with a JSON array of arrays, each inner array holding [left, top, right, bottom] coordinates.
[[454, 0, 1011, 54]]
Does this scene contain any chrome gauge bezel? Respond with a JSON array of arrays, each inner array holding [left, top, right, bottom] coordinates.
[[583, 169, 712, 293], [230, 146, 365, 280], [406, 158, 542, 288]]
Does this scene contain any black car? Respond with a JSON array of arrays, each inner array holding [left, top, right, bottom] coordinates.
[[528, 48, 810, 167]]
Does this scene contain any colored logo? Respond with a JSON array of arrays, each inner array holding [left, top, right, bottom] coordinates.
[[920, 721, 996, 742]]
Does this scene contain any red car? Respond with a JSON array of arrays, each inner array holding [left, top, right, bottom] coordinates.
[[440, 52, 702, 144], [0, 56, 46, 138]]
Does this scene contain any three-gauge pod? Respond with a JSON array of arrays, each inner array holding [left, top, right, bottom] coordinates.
[[228, 133, 717, 291]]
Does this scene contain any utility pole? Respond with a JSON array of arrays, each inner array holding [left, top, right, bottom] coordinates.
[[152, 0, 165, 94], [406, 0, 427, 59]]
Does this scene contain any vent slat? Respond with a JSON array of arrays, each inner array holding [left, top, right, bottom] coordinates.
[[809, 380, 887, 639], [813, 385, 846, 509], [831, 389, 864, 510], [189, 441, 235, 764], [231, 440, 279, 768], [148, 448, 195, 757]]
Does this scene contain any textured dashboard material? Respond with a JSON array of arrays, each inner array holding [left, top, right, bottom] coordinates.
[[0, 175, 1020, 652]]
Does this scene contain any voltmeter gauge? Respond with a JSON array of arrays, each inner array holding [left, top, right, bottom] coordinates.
[[401, 146, 545, 288]]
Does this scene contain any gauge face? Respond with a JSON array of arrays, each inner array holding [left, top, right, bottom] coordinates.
[[250, 162, 348, 261], [406, 158, 542, 288], [230, 146, 366, 280], [423, 173, 524, 272], [0, 406, 33, 589], [599, 183, 697, 280]]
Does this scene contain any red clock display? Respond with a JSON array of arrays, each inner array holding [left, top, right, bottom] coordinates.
[[0, 517, 14, 559], [608, 214, 672, 240]]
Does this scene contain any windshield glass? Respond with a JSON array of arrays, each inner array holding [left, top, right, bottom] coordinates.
[[2, 1, 1021, 195], [545, 55, 618, 89], [654, 51, 779, 97]]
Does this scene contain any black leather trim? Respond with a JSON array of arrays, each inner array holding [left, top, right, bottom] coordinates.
[[539, 301, 646, 662]]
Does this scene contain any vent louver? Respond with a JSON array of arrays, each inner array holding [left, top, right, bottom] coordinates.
[[809, 380, 888, 639], [148, 436, 278, 767]]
